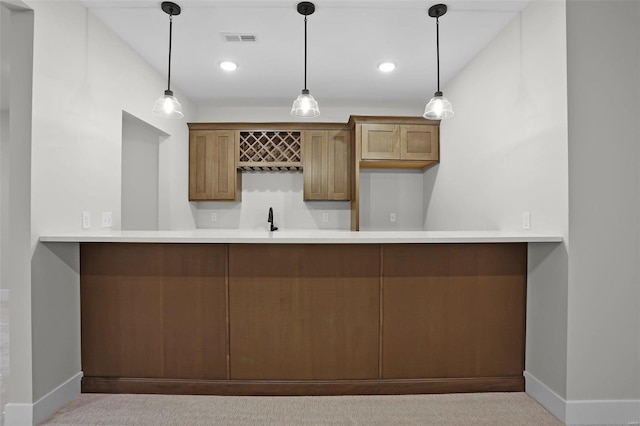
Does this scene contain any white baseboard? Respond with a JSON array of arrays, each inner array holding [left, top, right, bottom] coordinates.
[[4, 371, 82, 426], [525, 371, 640, 425], [524, 371, 566, 423], [0, 289, 9, 301], [566, 399, 640, 425]]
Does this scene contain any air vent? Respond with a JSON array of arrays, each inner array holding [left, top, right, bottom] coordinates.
[[222, 33, 257, 43]]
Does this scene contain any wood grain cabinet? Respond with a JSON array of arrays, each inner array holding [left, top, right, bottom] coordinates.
[[361, 123, 439, 164], [80, 242, 526, 395], [189, 130, 239, 201], [303, 130, 351, 200]]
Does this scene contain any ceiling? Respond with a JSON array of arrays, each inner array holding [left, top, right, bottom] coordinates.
[[87, 1, 529, 109]]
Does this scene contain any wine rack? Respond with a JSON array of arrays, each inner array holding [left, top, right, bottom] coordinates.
[[238, 131, 302, 171]]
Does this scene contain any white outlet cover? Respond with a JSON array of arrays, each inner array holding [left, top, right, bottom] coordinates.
[[522, 212, 531, 230], [101, 212, 113, 228]]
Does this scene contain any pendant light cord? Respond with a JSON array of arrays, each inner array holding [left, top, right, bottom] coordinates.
[[436, 16, 440, 93], [304, 15, 308, 91], [167, 15, 173, 92]]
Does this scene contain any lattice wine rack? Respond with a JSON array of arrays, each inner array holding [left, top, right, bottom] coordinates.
[[238, 131, 302, 171]]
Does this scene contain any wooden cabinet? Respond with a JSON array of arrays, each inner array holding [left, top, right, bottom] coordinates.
[[80, 242, 526, 396], [361, 123, 438, 164], [348, 116, 440, 230], [80, 243, 228, 382], [228, 244, 379, 380], [303, 130, 351, 200], [189, 130, 238, 201], [381, 243, 526, 381]]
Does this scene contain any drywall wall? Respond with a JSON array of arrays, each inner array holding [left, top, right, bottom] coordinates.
[[121, 113, 163, 231], [422, 0, 569, 400], [422, 1, 567, 234], [29, 1, 195, 235], [196, 172, 351, 231], [194, 104, 428, 230], [195, 104, 422, 124], [0, 110, 7, 293], [566, 0, 640, 405], [24, 0, 196, 421], [2, 2, 35, 414], [359, 170, 424, 231]]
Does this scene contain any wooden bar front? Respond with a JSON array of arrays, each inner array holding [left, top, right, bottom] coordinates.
[[80, 242, 526, 395]]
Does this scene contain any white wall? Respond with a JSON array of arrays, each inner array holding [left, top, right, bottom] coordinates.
[[3, 2, 35, 418], [565, 0, 640, 415], [360, 170, 424, 231], [438, 0, 640, 423], [421, 0, 570, 407], [15, 0, 198, 423], [423, 2, 567, 234], [196, 172, 351, 231], [0, 5, 10, 423], [195, 104, 429, 230], [121, 113, 164, 231]]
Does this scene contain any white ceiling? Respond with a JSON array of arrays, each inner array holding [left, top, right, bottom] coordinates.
[[85, 1, 528, 108]]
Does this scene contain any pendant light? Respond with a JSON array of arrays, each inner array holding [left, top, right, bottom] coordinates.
[[153, 1, 184, 119], [424, 4, 454, 120], [291, 2, 320, 117]]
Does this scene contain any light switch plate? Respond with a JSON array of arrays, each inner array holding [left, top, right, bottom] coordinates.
[[390, 213, 396, 223], [82, 211, 91, 229]]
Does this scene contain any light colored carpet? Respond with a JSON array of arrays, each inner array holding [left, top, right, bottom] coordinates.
[[41, 392, 563, 425]]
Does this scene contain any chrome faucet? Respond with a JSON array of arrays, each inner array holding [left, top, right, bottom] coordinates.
[[268, 207, 278, 232]]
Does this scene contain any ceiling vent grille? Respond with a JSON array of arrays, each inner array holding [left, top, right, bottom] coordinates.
[[222, 33, 257, 43]]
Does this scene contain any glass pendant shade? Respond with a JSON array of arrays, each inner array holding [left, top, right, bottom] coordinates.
[[423, 91, 454, 120], [291, 89, 320, 117], [153, 89, 184, 119]]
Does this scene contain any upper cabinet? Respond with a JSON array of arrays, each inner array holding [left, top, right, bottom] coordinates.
[[189, 130, 239, 201], [349, 116, 440, 230], [354, 116, 439, 169], [187, 117, 437, 229], [303, 130, 351, 201], [188, 123, 352, 203]]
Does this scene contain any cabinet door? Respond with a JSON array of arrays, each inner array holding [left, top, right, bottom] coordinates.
[[328, 130, 351, 200], [400, 125, 439, 161], [361, 123, 399, 160], [211, 130, 237, 200], [81, 243, 228, 380], [382, 243, 526, 380], [303, 130, 328, 200], [229, 244, 380, 381], [189, 130, 215, 200], [189, 130, 237, 201]]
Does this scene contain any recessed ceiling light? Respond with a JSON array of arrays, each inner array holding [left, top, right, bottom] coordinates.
[[378, 62, 396, 72], [220, 61, 238, 71]]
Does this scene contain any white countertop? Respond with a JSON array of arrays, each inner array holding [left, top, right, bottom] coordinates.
[[39, 229, 563, 244]]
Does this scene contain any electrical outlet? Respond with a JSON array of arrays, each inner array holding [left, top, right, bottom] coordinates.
[[101, 212, 113, 228], [522, 212, 531, 230], [390, 213, 396, 223], [82, 211, 91, 229], [211, 212, 218, 222], [322, 212, 329, 223]]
